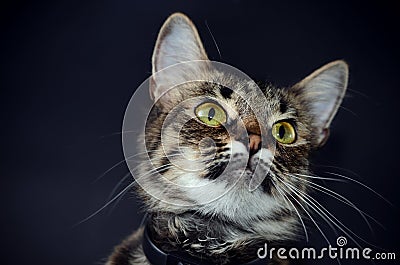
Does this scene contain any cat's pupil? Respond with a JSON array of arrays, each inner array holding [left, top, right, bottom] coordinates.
[[279, 125, 286, 139], [208, 108, 215, 121]]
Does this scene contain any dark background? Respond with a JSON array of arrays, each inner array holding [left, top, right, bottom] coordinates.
[[1, 1, 399, 264]]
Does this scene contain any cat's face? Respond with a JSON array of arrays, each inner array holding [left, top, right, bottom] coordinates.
[[135, 13, 348, 240]]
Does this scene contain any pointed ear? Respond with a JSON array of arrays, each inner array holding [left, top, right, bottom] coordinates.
[[150, 13, 209, 100], [293, 60, 349, 147]]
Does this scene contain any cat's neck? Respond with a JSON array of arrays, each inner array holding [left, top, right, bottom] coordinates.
[[147, 211, 268, 264]]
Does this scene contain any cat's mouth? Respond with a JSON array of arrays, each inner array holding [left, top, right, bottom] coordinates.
[[246, 158, 254, 171], [203, 144, 273, 184]]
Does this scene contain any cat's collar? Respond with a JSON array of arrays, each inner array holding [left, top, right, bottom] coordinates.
[[142, 217, 268, 265]]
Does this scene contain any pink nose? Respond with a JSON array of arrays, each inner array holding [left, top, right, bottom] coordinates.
[[249, 134, 261, 153]]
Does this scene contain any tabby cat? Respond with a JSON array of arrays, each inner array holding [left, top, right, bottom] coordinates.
[[106, 13, 348, 265]]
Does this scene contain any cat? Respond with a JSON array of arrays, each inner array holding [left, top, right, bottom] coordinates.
[[106, 12, 348, 265]]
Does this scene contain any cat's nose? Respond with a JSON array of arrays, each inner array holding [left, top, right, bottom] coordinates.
[[235, 120, 262, 155], [246, 121, 262, 156], [249, 134, 261, 155]]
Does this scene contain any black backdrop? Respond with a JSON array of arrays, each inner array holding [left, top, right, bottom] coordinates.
[[1, 1, 399, 265]]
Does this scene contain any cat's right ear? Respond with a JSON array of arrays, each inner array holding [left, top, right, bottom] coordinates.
[[150, 13, 209, 101], [293, 60, 349, 147]]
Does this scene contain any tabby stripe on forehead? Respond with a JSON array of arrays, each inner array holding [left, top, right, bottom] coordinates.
[[219, 86, 233, 99], [279, 98, 288, 113]]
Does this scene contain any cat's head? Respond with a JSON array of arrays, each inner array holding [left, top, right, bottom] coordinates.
[[136, 13, 348, 240]]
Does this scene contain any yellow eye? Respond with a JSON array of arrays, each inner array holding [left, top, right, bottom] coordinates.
[[272, 121, 296, 144], [195, 102, 227, 127]]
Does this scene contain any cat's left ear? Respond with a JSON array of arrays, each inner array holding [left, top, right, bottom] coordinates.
[[150, 13, 209, 101], [293, 60, 349, 147]]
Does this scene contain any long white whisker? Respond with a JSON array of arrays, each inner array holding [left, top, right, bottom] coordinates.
[[74, 181, 137, 227], [75, 163, 173, 227], [280, 176, 382, 249], [274, 176, 332, 248], [293, 173, 347, 183], [279, 176, 361, 246], [98, 130, 142, 139], [93, 145, 200, 184], [92, 150, 157, 183], [325, 172, 393, 206], [108, 162, 188, 214], [205, 20, 222, 59], [106, 152, 188, 200], [270, 179, 309, 242], [290, 173, 383, 231], [276, 176, 339, 236], [276, 176, 343, 265], [107, 172, 132, 201]]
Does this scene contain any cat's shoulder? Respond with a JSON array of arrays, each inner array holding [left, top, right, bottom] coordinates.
[[106, 227, 149, 265]]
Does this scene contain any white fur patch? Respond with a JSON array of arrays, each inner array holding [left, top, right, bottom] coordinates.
[[173, 140, 284, 225]]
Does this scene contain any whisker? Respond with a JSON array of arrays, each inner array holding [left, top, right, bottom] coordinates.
[[205, 20, 222, 60], [290, 173, 384, 231], [276, 176, 344, 265], [277, 176, 348, 265], [279, 176, 383, 250], [270, 178, 309, 242], [107, 182, 134, 216], [109, 164, 183, 213], [74, 163, 173, 227], [347, 88, 373, 101], [337, 105, 358, 117], [274, 176, 332, 248], [279, 176, 360, 245], [105, 162, 176, 215], [324, 172, 393, 206], [98, 130, 142, 140], [91, 151, 154, 183], [93, 146, 198, 184], [292, 173, 347, 183], [107, 172, 132, 201], [73, 181, 137, 227], [276, 176, 339, 236]]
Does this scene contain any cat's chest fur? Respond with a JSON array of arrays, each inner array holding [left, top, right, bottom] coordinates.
[[106, 216, 289, 265]]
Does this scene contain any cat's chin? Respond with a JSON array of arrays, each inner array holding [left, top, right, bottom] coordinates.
[[178, 170, 277, 211]]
